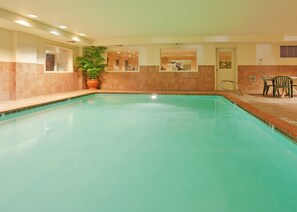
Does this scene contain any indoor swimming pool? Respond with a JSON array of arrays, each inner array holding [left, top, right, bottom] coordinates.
[[0, 94, 297, 212]]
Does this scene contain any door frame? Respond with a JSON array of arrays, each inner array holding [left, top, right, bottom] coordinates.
[[215, 47, 238, 90]]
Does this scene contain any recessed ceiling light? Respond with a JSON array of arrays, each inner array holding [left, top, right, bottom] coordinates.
[[50, 31, 60, 36], [14, 20, 31, 27], [59, 25, 67, 29], [72, 37, 80, 42], [27, 14, 37, 18], [79, 33, 85, 36]]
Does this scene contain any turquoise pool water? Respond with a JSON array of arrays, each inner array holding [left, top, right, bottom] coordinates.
[[0, 94, 297, 212]]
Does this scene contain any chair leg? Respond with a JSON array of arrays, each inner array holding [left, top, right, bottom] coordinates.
[[265, 86, 270, 95], [262, 85, 266, 95], [273, 87, 276, 97], [273, 87, 281, 97]]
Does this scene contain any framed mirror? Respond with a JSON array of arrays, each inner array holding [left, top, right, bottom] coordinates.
[[45, 44, 73, 72], [160, 49, 197, 71], [107, 51, 139, 71]]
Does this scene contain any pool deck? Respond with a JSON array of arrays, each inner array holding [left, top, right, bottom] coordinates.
[[1, 89, 297, 142]]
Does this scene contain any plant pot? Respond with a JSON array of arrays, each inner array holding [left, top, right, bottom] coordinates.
[[87, 79, 99, 90]]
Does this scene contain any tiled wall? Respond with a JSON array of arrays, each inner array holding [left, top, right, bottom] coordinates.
[[101, 65, 215, 91], [15, 63, 80, 99], [0, 62, 15, 101], [0, 61, 80, 101], [3, 62, 297, 101], [238, 65, 297, 94]]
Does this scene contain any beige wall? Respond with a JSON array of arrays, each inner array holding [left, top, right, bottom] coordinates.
[[0, 27, 82, 101], [3, 30, 80, 65], [0, 28, 14, 62], [237, 45, 256, 65], [15, 31, 38, 63], [1, 25, 297, 101], [107, 43, 294, 66], [107, 43, 297, 66]]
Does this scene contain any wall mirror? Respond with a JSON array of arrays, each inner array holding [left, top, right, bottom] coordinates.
[[45, 44, 73, 72], [160, 49, 197, 71], [107, 51, 139, 71]]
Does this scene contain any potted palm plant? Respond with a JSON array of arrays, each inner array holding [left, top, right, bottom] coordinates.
[[75, 46, 107, 89]]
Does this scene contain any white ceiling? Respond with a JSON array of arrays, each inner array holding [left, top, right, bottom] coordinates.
[[0, 0, 297, 46]]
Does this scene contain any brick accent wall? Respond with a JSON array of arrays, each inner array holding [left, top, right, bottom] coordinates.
[[238, 65, 297, 94], [101, 65, 215, 91]]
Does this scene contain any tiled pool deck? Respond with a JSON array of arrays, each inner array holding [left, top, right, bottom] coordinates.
[[1, 90, 297, 143]]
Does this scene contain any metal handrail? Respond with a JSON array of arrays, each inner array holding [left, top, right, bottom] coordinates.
[[220, 80, 243, 96]]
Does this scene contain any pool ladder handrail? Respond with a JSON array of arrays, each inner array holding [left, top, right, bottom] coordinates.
[[220, 80, 243, 96]]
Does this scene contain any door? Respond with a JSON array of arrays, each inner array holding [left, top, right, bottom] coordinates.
[[216, 48, 236, 90], [46, 54, 55, 71]]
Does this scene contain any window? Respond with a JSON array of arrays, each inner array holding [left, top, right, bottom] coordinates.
[[107, 51, 139, 71], [160, 49, 197, 71], [218, 52, 232, 69], [45, 45, 73, 72]]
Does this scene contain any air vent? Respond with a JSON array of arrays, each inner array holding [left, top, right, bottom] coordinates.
[[67, 40, 77, 43], [280, 45, 297, 58]]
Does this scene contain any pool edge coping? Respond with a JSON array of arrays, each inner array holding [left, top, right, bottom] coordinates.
[[220, 92, 297, 143], [0, 91, 97, 117]]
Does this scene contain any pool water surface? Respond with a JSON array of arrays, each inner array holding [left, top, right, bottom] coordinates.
[[0, 94, 297, 212]]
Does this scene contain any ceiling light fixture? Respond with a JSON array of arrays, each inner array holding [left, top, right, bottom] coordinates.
[[72, 37, 80, 42], [50, 31, 60, 36], [79, 33, 85, 36], [27, 14, 38, 18], [59, 25, 67, 29], [14, 20, 31, 27]]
